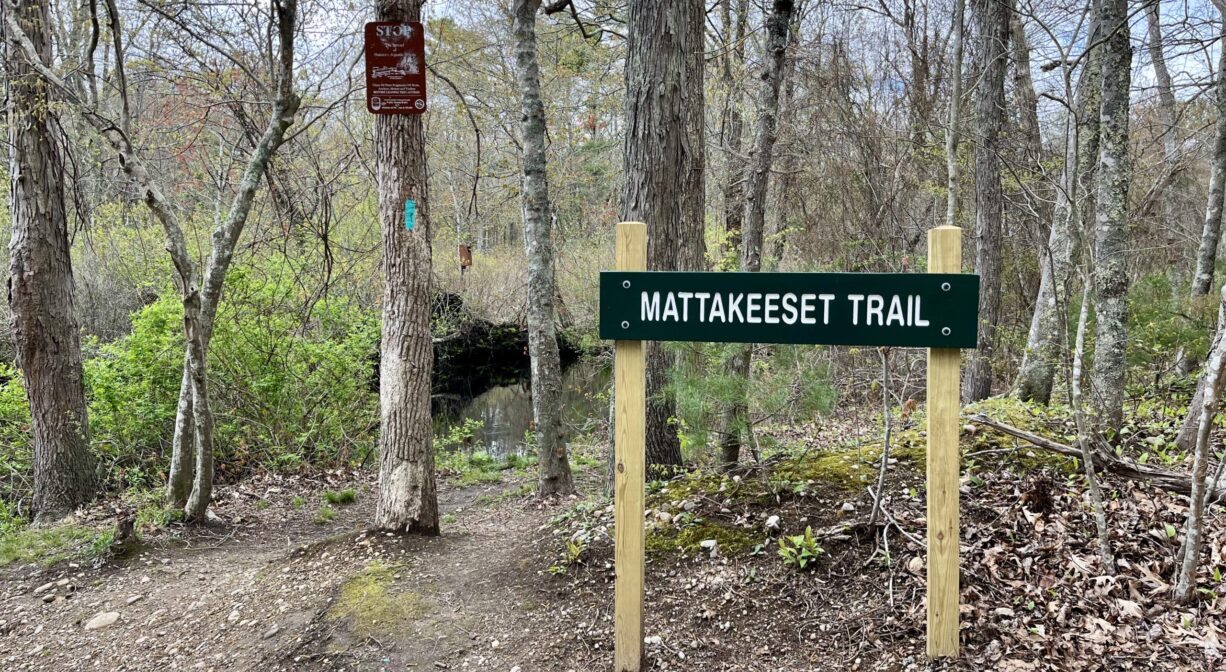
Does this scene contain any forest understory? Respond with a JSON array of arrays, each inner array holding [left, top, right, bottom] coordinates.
[[2, 394, 1224, 672]]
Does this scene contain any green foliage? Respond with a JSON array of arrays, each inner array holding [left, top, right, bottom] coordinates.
[[0, 365, 32, 518], [778, 526, 824, 570], [1126, 274, 1211, 382], [314, 505, 336, 524], [291, 496, 306, 509], [671, 343, 835, 461], [0, 263, 381, 520], [323, 489, 358, 505], [0, 524, 107, 567]]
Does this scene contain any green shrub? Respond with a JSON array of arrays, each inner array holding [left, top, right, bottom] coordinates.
[[0, 263, 382, 524], [324, 489, 357, 505], [778, 526, 824, 570]]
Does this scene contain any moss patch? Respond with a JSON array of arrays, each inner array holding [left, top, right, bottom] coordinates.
[[328, 561, 426, 637], [773, 439, 927, 490], [964, 398, 1079, 474], [647, 520, 759, 557]]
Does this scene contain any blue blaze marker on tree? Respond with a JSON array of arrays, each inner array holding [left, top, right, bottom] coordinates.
[[404, 198, 416, 231]]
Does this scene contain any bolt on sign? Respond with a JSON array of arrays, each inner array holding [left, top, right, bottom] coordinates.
[[364, 22, 427, 115], [602, 223, 977, 671]]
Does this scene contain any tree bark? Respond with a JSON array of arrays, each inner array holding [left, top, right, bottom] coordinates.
[[622, 0, 705, 470], [720, 0, 794, 469], [514, 0, 574, 497], [374, 0, 439, 533], [3, 0, 96, 524], [1089, 0, 1133, 434], [1016, 0, 1103, 403], [963, 0, 1009, 403]]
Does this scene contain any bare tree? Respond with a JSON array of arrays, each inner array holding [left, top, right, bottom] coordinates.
[[374, 0, 439, 533], [944, 0, 967, 230], [622, 0, 706, 470], [1176, 14, 1226, 452], [3, 0, 95, 523], [719, 0, 750, 253], [1016, 0, 1102, 404], [1174, 284, 1226, 602], [5, 0, 302, 521], [1089, 0, 1132, 433], [515, 0, 574, 496], [963, 0, 1009, 402], [720, 0, 795, 469]]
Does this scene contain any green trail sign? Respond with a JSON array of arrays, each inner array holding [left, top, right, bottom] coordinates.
[[599, 271, 980, 349]]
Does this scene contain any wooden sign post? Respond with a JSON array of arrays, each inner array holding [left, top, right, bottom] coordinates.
[[613, 222, 647, 672], [926, 225, 962, 658], [602, 222, 972, 669]]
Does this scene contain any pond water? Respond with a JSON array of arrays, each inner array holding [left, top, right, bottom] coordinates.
[[433, 357, 610, 459]]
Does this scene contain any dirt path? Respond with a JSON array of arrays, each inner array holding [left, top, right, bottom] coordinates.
[[0, 474, 560, 671]]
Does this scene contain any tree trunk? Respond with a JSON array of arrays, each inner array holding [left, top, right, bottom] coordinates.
[[1089, 0, 1132, 434], [1176, 30, 1226, 449], [4, 0, 96, 524], [622, 0, 705, 471], [720, 0, 794, 469], [514, 0, 574, 497], [1191, 17, 1226, 300], [1174, 284, 1226, 602], [1008, 6, 1041, 164], [1016, 1, 1103, 403], [173, 0, 300, 521], [720, 0, 749, 255], [944, 0, 967, 230], [963, 0, 1009, 403], [1145, 1, 1187, 273], [374, 0, 439, 533]]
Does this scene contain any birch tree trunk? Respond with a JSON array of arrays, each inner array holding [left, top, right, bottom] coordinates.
[[963, 0, 1009, 403], [622, 0, 705, 470], [720, 0, 794, 468], [1174, 284, 1226, 602], [4, 0, 96, 524], [1016, 0, 1103, 403], [514, 0, 574, 497], [374, 0, 439, 533]]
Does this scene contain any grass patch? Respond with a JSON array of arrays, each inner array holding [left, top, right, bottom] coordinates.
[[291, 496, 305, 509], [128, 489, 183, 530], [323, 489, 357, 505], [328, 560, 425, 637], [314, 506, 336, 524], [0, 524, 106, 567]]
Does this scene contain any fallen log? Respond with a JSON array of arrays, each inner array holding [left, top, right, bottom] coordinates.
[[965, 413, 1226, 501]]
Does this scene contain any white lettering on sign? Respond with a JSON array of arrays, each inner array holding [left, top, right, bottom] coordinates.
[[637, 291, 931, 328]]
